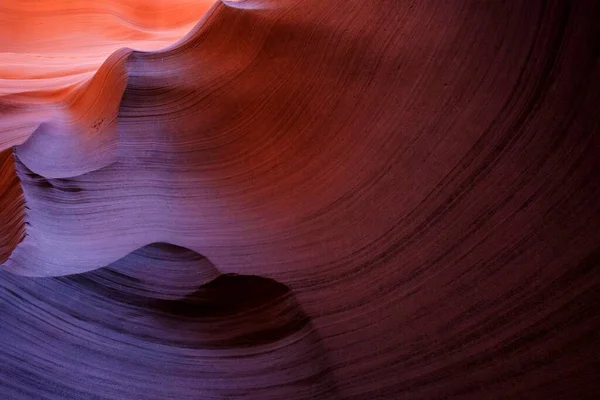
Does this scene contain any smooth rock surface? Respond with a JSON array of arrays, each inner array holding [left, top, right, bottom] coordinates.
[[1, 0, 599, 398]]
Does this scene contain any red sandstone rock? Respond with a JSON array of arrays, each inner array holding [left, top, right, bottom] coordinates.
[[0, 0, 599, 398]]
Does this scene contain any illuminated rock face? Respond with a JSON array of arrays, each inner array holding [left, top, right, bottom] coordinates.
[[1, 0, 600, 399]]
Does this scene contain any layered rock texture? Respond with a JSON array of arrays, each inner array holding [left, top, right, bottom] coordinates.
[[1, 0, 599, 398]]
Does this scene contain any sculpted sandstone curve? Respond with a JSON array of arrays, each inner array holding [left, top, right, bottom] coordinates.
[[0, 0, 599, 399]]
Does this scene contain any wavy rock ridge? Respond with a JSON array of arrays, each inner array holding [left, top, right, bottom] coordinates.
[[1, 0, 600, 398]]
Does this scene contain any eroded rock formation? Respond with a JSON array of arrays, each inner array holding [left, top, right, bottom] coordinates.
[[1, 0, 599, 398]]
